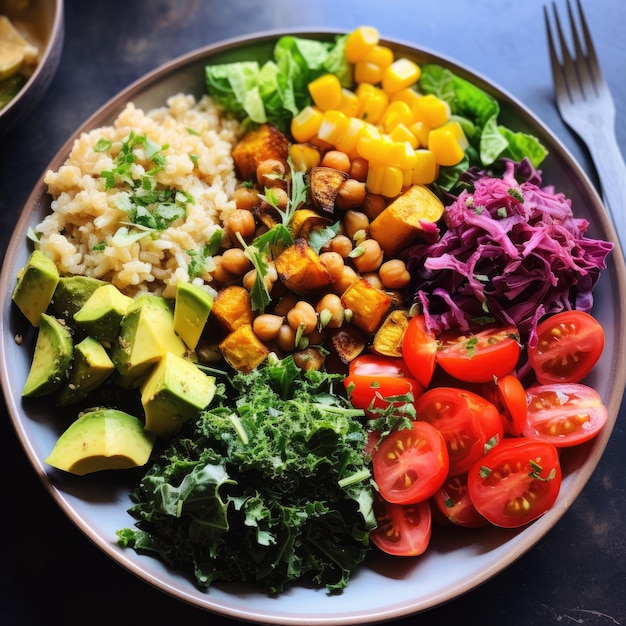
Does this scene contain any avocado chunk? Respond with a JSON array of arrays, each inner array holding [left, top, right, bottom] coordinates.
[[45, 408, 155, 475], [173, 281, 214, 350], [50, 276, 106, 323], [73, 283, 133, 344], [12, 250, 60, 327], [112, 295, 186, 389], [22, 313, 73, 397], [57, 336, 116, 406], [141, 352, 216, 437]]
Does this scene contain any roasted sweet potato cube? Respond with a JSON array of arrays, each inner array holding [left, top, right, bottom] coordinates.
[[327, 326, 367, 364], [372, 309, 410, 357], [369, 184, 445, 256], [219, 324, 269, 373], [309, 166, 348, 215], [341, 278, 393, 336], [231, 123, 290, 181], [289, 208, 333, 240], [275, 238, 333, 295], [211, 285, 253, 332]]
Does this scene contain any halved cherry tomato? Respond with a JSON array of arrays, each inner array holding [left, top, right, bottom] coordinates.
[[467, 438, 562, 528], [481, 374, 528, 437], [414, 387, 503, 476], [432, 473, 488, 528], [401, 313, 438, 388], [344, 354, 423, 415], [373, 420, 449, 504], [436, 324, 521, 383], [523, 382, 608, 447], [370, 495, 432, 556], [527, 310, 605, 384]]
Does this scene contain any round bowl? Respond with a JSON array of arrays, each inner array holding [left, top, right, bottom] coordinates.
[[1, 29, 625, 625], [0, 0, 64, 136]]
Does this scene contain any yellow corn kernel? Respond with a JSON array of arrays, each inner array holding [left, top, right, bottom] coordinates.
[[356, 84, 389, 124], [399, 142, 418, 170], [428, 122, 468, 166], [411, 149, 438, 184], [403, 167, 414, 188], [345, 26, 380, 63], [443, 120, 469, 146], [366, 162, 385, 194], [356, 126, 384, 161], [289, 143, 321, 172], [381, 100, 414, 133], [335, 117, 368, 154], [317, 109, 351, 145], [390, 87, 422, 112], [291, 105, 324, 143], [308, 73, 343, 111], [363, 44, 394, 70], [380, 165, 404, 197], [376, 137, 406, 167], [389, 122, 418, 148], [354, 61, 385, 85], [413, 93, 451, 128], [409, 119, 431, 148], [382, 58, 421, 94], [336, 88, 360, 117]]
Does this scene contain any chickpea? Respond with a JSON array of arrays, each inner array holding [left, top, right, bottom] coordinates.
[[210, 255, 236, 284], [361, 272, 384, 290], [242, 264, 277, 292], [275, 323, 297, 352], [351, 239, 384, 273], [292, 347, 326, 372], [320, 149, 351, 173], [323, 234, 353, 258], [264, 186, 289, 211], [315, 293, 344, 328], [349, 157, 368, 182], [226, 208, 256, 242], [253, 313, 284, 342], [379, 259, 411, 289], [272, 293, 299, 317], [336, 179, 367, 211], [220, 247, 251, 275], [256, 158, 287, 189], [363, 193, 387, 220], [232, 185, 260, 211], [287, 300, 318, 335], [319, 251, 345, 282], [342, 210, 370, 241], [307, 326, 327, 345], [332, 265, 359, 294]]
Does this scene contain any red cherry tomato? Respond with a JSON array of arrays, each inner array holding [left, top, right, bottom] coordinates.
[[373, 420, 449, 504], [414, 387, 503, 477], [481, 374, 528, 437], [344, 354, 423, 415], [523, 383, 608, 447], [401, 314, 438, 388], [370, 495, 432, 556], [432, 473, 488, 528], [436, 324, 521, 383], [527, 310, 605, 384], [467, 438, 562, 528]]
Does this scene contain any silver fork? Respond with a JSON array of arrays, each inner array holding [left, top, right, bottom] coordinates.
[[544, 0, 626, 249]]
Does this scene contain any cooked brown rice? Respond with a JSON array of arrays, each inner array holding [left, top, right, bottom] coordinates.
[[35, 93, 244, 299]]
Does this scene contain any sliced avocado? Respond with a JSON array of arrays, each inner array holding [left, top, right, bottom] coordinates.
[[141, 352, 216, 437], [12, 250, 60, 327], [112, 295, 187, 389], [45, 407, 156, 476], [173, 282, 214, 350], [57, 337, 115, 406], [50, 276, 107, 323], [73, 283, 133, 344], [22, 313, 73, 397]]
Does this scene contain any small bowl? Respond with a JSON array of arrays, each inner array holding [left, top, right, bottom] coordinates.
[[0, 0, 64, 136]]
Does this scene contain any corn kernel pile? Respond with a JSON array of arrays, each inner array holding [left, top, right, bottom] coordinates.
[[290, 26, 468, 198]]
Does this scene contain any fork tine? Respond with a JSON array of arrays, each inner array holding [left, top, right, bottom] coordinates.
[[573, 0, 607, 92], [544, 4, 568, 100], [565, 0, 594, 91], [551, 2, 582, 103]]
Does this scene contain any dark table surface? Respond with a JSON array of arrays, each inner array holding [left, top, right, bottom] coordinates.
[[1, 1, 625, 624]]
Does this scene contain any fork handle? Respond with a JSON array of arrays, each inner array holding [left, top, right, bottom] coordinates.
[[585, 130, 626, 251]]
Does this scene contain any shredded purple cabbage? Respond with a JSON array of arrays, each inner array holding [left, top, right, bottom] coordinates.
[[404, 159, 614, 345]]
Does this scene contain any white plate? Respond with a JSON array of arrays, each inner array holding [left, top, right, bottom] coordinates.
[[2, 30, 625, 625]]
